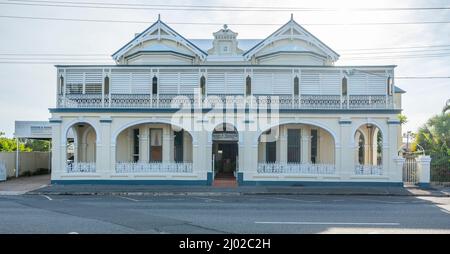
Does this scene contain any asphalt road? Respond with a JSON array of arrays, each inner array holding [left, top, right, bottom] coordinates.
[[0, 194, 450, 234]]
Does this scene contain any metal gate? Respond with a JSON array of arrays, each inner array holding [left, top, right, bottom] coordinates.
[[403, 155, 418, 186]]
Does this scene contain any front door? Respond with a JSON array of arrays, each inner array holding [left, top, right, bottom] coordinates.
[[213, 142, 238, 178]]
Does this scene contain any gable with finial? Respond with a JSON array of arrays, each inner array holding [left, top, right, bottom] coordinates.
[[208, 24, 243, 56], [243, 15, 339, 65], [112, 15, 207, 64]]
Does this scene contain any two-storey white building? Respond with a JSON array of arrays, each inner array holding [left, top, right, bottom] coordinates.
[[49, 16, 406, 186]]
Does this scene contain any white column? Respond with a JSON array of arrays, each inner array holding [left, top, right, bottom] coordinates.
[[140, 126, 149, 162], [162, 126, 171, 162], [387, 120, 400, 181], [244, 130, 259, 182], [50, 120, 63, 180], [80, 143, 87, 162], [169, 126, 174, 162], [279, 126, 287, 163], [339, 119, 353, 179], [301, 127, 310, 163], [99, 118, 111, 177], [416, 155, 431, 187], [392, 156, 405, 184]]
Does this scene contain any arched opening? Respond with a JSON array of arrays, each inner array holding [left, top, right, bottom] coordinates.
[[104, 76, 110, 95], [245, 75, 251, 96], [115, 123, 193, 173], [293, 76, 299, 96], [59, 75, 64, 95], [152, 76, 158, 95], [257, 123, 336, 174], [212, 123, 239, 179], [342, 77, 348, 97], [200, 75, 206, 96], [354, 124, 383, 175], [356, 130, 365, 164], [387, 76, 393, 95], [65, 122, 97, 173]]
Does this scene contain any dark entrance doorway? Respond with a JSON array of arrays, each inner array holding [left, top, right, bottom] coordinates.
[[213, 142, 238, 177], [212, 123, 238, 186]]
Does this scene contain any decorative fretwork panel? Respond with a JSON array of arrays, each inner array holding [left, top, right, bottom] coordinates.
[[257, 163, 336, 175], [354, 164, 383, 175], [115, 162, 193, 173], [66, 162, 96, 173]]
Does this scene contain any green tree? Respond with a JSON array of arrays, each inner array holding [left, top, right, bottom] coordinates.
[[443, 99, 450, 114], [24, 139, 51, 152], [414, 113, 450, 154], [398, 114, 408, 125], [414, 112, 450, 181], [0, 132, 31, 152]]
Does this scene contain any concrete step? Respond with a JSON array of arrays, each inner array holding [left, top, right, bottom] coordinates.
[[213, 178, 238, 188]]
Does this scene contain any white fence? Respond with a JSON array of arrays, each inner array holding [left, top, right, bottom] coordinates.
[[115, 162, 193, 173], [0, 152, 51, 178], [257, 162, 336, 175]]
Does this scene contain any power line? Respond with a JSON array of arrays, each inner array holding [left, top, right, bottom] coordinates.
[[343, 48, 450, 55], [1, 14, 450, 26], [339, 45, 450, 51], [4, 0, 450, 12], [0, 53, 109, 56], [396, 76, 450, 79], [2, 45, 450, 56]]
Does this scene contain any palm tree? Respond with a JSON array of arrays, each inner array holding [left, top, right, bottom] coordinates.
[[443, 99, 450, 114]]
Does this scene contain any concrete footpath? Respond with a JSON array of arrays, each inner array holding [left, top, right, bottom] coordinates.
[[0, 174, 50, 195], [2, 174, 450, 197], [27, 183, 450, 197]]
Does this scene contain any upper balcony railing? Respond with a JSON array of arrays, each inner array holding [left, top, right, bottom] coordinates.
[[56, 66, 397, 110], [56, 93, 395, 110]]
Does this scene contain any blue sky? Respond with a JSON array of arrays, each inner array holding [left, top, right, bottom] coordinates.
[[0, 0, 449, 137]]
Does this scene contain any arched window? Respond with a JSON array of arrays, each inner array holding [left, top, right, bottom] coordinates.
[[200, 75, 206, 96], [152, 76, 158, 95], [245, 76, 251, 96], [293, 76, 299, 96], [342, 77, 348, 97], [104, 76, 109, 95], [357, 131, 365, 164], [387, 77, 393, 95], [59, 75, 64, 95]]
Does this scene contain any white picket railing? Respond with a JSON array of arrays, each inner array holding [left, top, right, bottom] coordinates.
[[66, 162, 96, 173], [354, 164, 383, 175], [115, 162, 193, 173], [257, 162, 336, 175]]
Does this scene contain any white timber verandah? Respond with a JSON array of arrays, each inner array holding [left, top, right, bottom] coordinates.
[[56, 67, 397, 110], [50, 114, 407, 185]]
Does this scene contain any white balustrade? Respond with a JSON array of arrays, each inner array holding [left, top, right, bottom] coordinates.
[[354, 164, 383, 175], [257, 162, 336, 175], [66, 162, 96, 173], [57, 94, 394, 110], [115, 162, 193, 173]]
